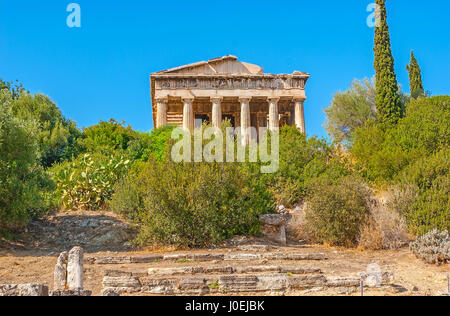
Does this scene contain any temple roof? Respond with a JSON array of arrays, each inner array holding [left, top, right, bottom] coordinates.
[[152, 55, 264, 76]]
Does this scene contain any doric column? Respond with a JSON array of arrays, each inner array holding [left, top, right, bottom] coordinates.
[[294, 98, 306, 134], [156, 97, 168, 128], [182, 98, 194, 131], [268, 97, 280, 131], [239, 97, 251, 146], [211, 97, 223, 128]]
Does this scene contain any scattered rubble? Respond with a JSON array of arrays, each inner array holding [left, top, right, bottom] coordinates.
[[22, 210, 137, 252]]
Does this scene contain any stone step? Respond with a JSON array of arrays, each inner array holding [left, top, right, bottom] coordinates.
[[90, 252, 327, 265], [101, 273, 364, 296], [147, 265, 322, 276]]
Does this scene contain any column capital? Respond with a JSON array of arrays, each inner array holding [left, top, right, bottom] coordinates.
[[210, 96, 223, 102], [238, 97, 251, 102], [182, 97, 195, 103], [156, 97, 168, 103], [293, 96, 306, 102], [267, 97, 280, 102]]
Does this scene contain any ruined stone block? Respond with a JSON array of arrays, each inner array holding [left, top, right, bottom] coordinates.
[[287, 274, 327, 289], [219, 275, 258, 292], [50, 289, 92, 296], [102, 276, 141, 289], [67, 246, 84, 291], [0, 284, 49, 296], [259, 214, 287, 245], [53, 251, 68, 291]]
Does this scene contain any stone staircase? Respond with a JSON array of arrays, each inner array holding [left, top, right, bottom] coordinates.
[[93, 248, 393, 296]]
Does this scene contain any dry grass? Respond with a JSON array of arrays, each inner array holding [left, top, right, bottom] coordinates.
[[285, 204, 310, 242], [359, 193, 412, 250]]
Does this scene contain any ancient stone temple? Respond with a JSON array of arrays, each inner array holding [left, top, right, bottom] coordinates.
[[150, 55, 309, 137]]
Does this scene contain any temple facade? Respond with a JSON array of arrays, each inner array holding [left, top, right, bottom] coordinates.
[[150, 56, 309, 139]]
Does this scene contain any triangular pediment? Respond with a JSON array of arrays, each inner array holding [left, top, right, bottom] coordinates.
[[154, 55, 264, 75]]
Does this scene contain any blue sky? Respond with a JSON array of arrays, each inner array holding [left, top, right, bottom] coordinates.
[[0, 0, 449, 138]]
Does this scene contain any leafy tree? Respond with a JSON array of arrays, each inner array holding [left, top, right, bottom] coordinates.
[[406, 50, 425, 99], [0, 90, 54, 237], [7, 92, 81, 167], [324, 78, 376, 144], [374, 0, 403, 125], [0, 79, 26, 99], [79, 119, 137, 154]]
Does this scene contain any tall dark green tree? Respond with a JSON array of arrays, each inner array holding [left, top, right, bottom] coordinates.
[[406, 50, 425, 99], [374, 0, 403, 125]]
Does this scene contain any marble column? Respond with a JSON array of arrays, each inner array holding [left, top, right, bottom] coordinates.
[[156, 97, 168, 128], [239, 97, 251, 146], [294, 98, 306, 134], [211, 97, 223, 128], [268, 97, 280, 131], [182, 98, 194, 131]]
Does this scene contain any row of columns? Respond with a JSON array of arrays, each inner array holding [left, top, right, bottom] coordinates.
[[156, 97, 306, 134]]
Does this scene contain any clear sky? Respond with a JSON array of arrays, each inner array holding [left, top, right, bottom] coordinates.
[[1, 0, 449, 138]]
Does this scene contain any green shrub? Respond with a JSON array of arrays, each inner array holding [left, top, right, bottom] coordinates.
[[397, 149, 450, 236], [351, 96, 450, 183], [144, 125, 177, 161], [50, 153, 130, 210], [108, 161, 146, 221], [305, 176, 371, 247], [0, 92, 54, 237], [263, 126, 350, 207], [111, 153, 274, 248]]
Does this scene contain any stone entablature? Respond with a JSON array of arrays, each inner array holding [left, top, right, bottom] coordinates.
[[153, 74, 308, 91], [150, 55, 310, 136]]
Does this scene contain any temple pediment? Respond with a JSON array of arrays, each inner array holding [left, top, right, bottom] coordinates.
[[153, 55, 264, 75]]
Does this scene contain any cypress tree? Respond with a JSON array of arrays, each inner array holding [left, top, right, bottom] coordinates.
[[374, 0, 403, 125], [406, 50, 425, 98]]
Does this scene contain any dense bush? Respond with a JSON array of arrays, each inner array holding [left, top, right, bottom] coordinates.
[[263, 126, 350, 207], [108, 162, 146, 221], [143, 125, 177, 161], [111, 153, 275, 248], [397, 149, 449, 236], [304, 176, 371, 247], [51, 153, 130, 210], [352, 96, 449, 183], [0, 91, 54, 237]]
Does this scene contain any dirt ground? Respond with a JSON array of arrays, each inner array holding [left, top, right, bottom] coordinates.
[[0, 245, 448, 296], [0, 210, 448, 296]]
